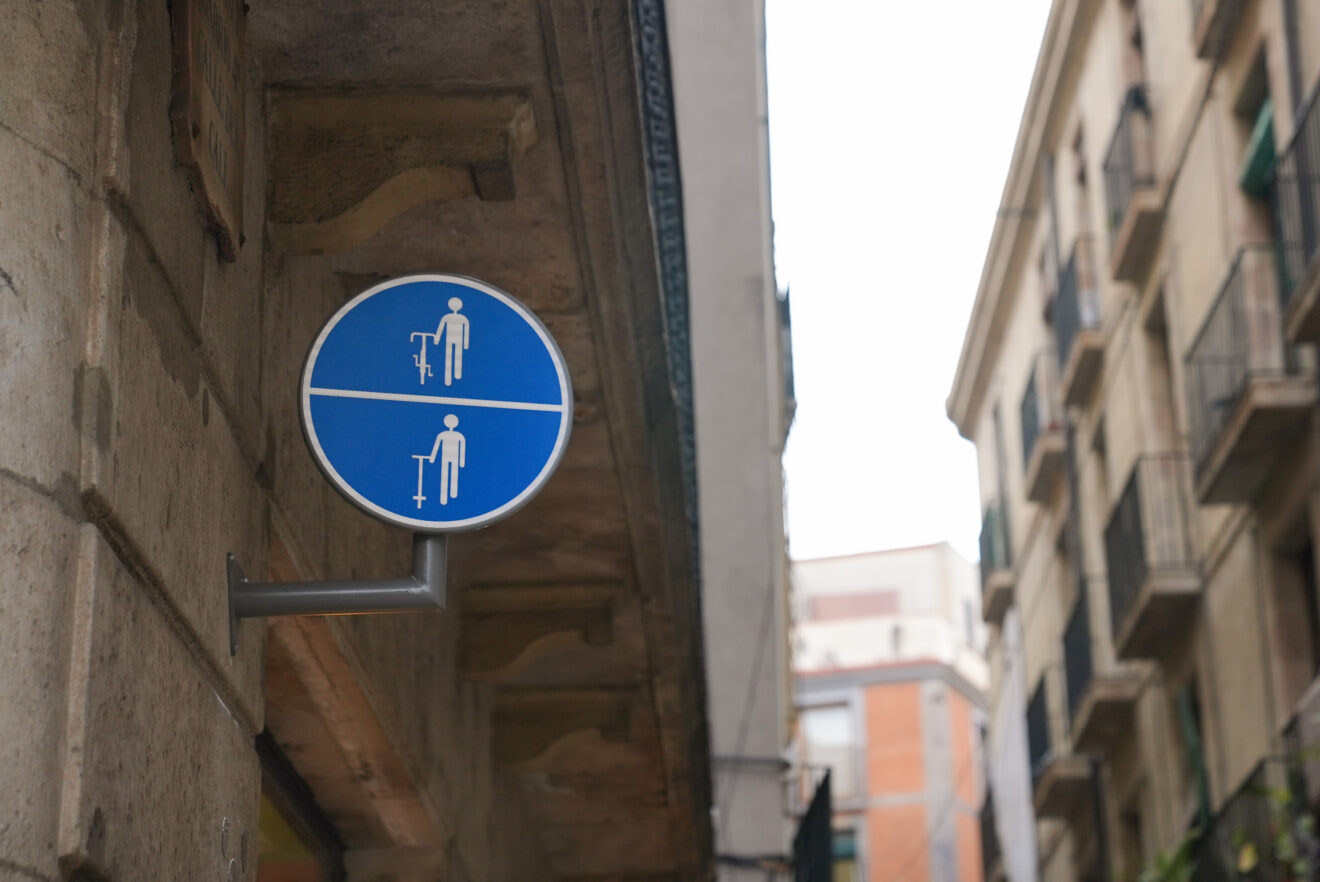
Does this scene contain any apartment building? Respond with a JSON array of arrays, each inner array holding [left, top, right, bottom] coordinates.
[[949, 1, 1320, 879], [794, 544, 989, 881]]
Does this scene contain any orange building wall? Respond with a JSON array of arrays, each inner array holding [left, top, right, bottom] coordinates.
[[857, 679, 983, 882], [864, 682, 925, 795], [868, 803, 928, 882]]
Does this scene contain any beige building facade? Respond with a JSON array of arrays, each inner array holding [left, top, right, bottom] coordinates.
[[950, 1, 1320, 879], [0, 1, 791, 880]]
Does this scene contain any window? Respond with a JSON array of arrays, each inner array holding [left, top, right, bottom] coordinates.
[[1270, 521, 1320, 709], [1173, 678, 1210, 825], [801, 704, 860, 801], [832, 828, 858, 882]]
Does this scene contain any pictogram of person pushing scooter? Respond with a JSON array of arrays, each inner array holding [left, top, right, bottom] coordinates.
[[412, 414, 466, 508]]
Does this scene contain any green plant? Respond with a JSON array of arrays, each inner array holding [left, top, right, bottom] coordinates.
[[1138, 831, 1197, 882]]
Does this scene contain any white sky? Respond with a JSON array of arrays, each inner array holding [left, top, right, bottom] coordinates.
[[767, 0, 1055, 563]]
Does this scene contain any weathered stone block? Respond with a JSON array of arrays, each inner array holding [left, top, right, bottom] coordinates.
[[0, 479, 80, 879], [119, 0, 207, 325], [84, 228, 266, 719], [0, 0, 97, 181], [0, 127, 90, 491], [260, 259, 348, 570], [198, 60, 270, 466], [58, 530, 260, 882]]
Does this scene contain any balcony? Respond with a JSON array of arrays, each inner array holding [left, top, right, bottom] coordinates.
[[1190, 0, 1243, 59], [1186, 246, 1316, 503], [1195, 758, 1306, 881], [1055, 235, 1104, 405], [1027, 674, 1091, 819], [980, 500, 1013, 626], [1104, 85, 1163, 282], [1104, 455, 1201, 660], [1063, 583, 1143, 753], [1276, 83, 1320, 342], [1020, 351, 1066, 503]]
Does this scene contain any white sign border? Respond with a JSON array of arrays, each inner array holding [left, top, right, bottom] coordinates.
[[299, 273, 574, 533]]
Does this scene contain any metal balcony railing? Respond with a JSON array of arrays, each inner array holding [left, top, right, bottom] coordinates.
[[792, 770, 833, 882], [1195, 759, 1307, 882], [1020, 352, 1061, 471], [1103, 85, 1155, 242], [1054, 236, 1101, 372], [1104, 455, 1195, 641], [980, 795, 1001, 880], [1026, 677, 1051, 783], [979, 500, 1012, 586], [1062, 588, 1094, 724], [1274, 82, 1320, 308], [1185, 246, 1294, 468]]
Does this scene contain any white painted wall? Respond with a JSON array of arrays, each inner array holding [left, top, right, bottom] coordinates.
[[794, 544, 989, 690], [667, 0, 794, 877]]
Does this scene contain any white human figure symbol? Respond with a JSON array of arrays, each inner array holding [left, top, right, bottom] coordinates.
[[425, 414, 466, 505], [434, 297, 470, 386]]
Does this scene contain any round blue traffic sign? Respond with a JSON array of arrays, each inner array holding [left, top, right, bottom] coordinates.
[[300, 274, 573, 532]]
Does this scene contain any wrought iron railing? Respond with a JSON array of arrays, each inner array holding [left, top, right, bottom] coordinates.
[[1027, 677, 1051, 783], [1063, 588, 1094, 723], [979, 499, 1012, 586], [792, 770, 833, 882], [1194, 758, 1310, 882], [980, 794, 1001, 880], [1185, 246, 1293, 469], [1104, 85, 1155, 242], [1054, 235, 1101, 372], [1020, 352, 1061, 471], [1274, 81, 1320, 308], [1104, 455, 1196, 641]]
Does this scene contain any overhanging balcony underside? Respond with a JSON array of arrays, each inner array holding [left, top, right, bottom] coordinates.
[[1114, 569, 1200, 659], [1070, 674, 1143, 753], [1194, 375, 1317, 503], [981, 571, 1013, 626], [1061, 329, 1104, 406], [1110, 190, 1163, 282], [1024, 432, 1066, 502], [1033, 754, 1091, 819]]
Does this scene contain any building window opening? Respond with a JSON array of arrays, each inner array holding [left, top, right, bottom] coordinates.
[[800, 704, 859, 802], [831, 828, 858, 882], [1173, 678, 1211, 826], [1271, 523, 1320, 709]]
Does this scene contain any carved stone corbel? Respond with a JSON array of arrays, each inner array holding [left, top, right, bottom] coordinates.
[[459, 582, 616, 680], [267, 90, 537, 253]]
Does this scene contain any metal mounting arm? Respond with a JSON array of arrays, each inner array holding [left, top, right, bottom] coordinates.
[[227, 534, 447, 655]]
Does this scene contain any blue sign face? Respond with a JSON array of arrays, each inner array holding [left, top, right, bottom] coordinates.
[[300, 274, 573, 532]]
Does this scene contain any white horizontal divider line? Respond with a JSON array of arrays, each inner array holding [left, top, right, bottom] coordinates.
[[309, 386, 565, 413]]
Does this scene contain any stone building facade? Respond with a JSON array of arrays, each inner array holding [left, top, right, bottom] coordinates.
[[0, 0, 791, 880], [949, 0, 1320, 879]]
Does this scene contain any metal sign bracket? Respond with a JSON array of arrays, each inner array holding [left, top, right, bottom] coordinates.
[[227, 533, 447, 655]]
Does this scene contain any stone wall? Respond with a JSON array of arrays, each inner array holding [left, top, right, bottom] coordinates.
[[0, 1, 550, 879]]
